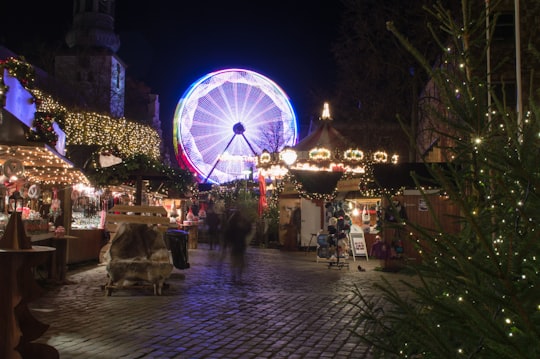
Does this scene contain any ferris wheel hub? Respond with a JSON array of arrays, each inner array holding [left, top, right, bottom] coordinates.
[[232, 122, 246, 135]]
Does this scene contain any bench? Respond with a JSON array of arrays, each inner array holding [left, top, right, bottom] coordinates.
[[102, 205, 174, 296]]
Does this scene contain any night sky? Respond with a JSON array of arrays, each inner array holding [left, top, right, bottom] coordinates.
[[0, 1, 344, 143]]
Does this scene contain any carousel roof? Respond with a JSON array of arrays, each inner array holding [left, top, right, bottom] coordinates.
[[293, 103, 354, 153], [293, 119, 353, 152]]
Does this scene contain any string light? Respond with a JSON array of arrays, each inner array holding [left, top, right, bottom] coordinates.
[[32, 89, 161, 159], [0, 145, 90, 185], [1, 56, 193, 194]]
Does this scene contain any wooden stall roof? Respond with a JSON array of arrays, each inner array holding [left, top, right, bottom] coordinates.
[[0, 144, 90, 185], [0, 111, 90, 185]]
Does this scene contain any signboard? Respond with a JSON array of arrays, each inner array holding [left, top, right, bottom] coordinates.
[[351, 231, 368, 259]]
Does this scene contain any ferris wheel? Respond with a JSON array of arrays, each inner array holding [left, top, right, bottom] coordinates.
[[173, 68, 298, 184]]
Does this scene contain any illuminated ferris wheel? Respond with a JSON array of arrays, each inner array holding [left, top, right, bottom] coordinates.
[[173, 68, 298, 184]]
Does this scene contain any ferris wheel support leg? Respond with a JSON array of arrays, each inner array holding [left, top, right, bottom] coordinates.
[[241, 134, 258, 156], [204, 134, 237, 183]]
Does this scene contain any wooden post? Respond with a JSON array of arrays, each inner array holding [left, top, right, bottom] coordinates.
[[135, 175, 143, 205]]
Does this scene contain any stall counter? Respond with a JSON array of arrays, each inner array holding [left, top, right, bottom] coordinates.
[[67, 229, 104, 264]]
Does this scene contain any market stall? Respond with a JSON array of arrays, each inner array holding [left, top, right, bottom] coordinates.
[[1, 64, 100, 270]]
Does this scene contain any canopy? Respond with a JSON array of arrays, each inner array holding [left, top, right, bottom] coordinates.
[[289, 169, 343, 195], [0, 111, 89, 185]]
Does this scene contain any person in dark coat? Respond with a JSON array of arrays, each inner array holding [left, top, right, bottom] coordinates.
[[224, 210, 252, 282], [206, 207, 220, 250]]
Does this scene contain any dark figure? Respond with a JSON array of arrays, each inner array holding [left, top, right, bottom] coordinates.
[[291, 206, 301, 248], [206, 208, 220, 249], [224, 211, 252, 282], [370, 235, 388, 259]]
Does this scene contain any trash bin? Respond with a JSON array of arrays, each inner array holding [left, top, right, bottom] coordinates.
[[165, 229, 190, 269]]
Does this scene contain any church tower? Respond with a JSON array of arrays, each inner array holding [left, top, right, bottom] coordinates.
[[55, 0, 125, 118]]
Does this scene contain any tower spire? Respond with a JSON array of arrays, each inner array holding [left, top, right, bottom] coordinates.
[[65, 0, 120, 53]]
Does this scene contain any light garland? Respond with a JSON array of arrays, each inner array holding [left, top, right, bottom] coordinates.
[[32, 90, 161, 159], [259, 151, 272, 165], [372, 151, 389, 163], [308, 147, 332, 161], [1, 56, 188, 191], [0, 145, 90, 185], [284, 172, 339, 201], [344, 148, 364, 161]]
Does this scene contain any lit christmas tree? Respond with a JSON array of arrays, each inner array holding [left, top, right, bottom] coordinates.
[[352, 1, 540, 358]]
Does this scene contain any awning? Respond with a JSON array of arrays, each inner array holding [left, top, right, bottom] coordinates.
[[289, 169, 344, 195], [0, 144, 90, 185], [0, 109, 90, 185]]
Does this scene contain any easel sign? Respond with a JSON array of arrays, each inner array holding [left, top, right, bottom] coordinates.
[[351, 232, 369, 259]]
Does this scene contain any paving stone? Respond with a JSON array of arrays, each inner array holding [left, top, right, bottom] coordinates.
[[30, 245, 414, 358]]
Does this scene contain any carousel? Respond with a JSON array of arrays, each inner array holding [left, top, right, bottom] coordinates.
[[257, 103, 399, 266]]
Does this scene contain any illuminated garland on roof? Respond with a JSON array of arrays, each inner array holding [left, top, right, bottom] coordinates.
[[308, 147, 332, 161], [0, 57, 35, 87], [344, 149, 364, 161], [1, 56, 192, 192], [86, 153, 194, 195], [285, 173, 338, 201], [0, 145, 91, 186], [0, 56, 161, 159], [372, 151, 389, 163], [32, 90, 161, 159]]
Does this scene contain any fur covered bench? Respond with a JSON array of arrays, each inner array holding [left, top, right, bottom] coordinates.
[[102, 205, 173, 296]]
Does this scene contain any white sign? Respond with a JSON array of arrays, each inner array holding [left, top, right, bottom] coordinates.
[[350, 231, 368, 258]]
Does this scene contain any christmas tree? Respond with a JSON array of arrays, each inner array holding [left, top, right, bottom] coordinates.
[[352, 1, 540, 358]]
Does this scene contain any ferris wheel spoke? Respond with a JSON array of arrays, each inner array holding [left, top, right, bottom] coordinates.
[[201, 93, 234, 125], [241, 90, 268, 123], [204, 133, 238, 183], [238, 83, 254, 121]]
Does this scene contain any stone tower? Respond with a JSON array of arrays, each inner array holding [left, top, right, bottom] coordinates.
[[55, 0, 125, 118]]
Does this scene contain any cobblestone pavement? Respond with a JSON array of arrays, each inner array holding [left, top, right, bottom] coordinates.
[[31, 245, 415, 359]]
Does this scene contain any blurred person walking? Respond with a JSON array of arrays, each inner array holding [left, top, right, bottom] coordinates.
[[206, 206, 220, 250], [224, 210, 252, 282]]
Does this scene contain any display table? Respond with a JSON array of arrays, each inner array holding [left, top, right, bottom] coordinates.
[[30, 233, 71, 283], [0, 245, 58, 359]]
